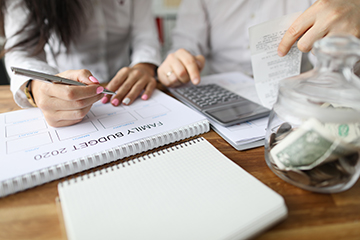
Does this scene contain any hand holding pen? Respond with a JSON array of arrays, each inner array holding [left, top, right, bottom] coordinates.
[[12, 67, 110, 127]]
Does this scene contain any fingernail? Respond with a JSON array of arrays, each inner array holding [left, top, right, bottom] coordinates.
[[141, 94, 148, 100], [89, 76, 99, 83], [111, 98, 119, 106], [96, 86, 104, 94], [277, 50, 285, 57], [193, 78, 200, 84], [122, 97, 130, 105], [101, 96, 108, 104]]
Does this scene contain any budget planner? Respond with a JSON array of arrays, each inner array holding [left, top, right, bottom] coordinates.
[[0, 89, 209, 197]]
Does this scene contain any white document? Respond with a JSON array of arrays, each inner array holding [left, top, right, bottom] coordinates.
[[0, 89, 208, 190], [249, 12, 302, 109]]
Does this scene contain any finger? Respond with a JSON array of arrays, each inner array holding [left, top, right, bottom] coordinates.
[[101, 93, 111, 104], [106, 67, 130, 92], [121, 78, 149, 105], [57, 69, 99, 85], [157, 63, 179, 87], [43, 105, 92, 127], [296, 22, 329, 53], [39, 94, 103, 112], [46, 83, 105, 101], [195, 55, 206, 71], [31, 80, 103, 110], [165, 53, 190, 85], [101, 67, 130, 105], [278, 11, 316, 56], [141, 77, 157, 101], [174, 49, 201, 85], [109, 68, 141, 106], [119, 70, 157, 105]]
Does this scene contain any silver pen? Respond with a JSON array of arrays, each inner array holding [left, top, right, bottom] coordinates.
[[11, 67, 116, 95]]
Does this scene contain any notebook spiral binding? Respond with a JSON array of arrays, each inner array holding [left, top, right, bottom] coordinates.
[[59, 137, 206, 187], [0, 120, 209, 197]]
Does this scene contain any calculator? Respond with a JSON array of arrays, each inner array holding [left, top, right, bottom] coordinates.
[[170, 84, 270, 127]]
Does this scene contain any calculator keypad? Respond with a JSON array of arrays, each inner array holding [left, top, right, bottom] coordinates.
[[174, 84, 244, 109]]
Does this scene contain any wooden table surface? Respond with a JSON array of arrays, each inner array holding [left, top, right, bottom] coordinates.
[[0, 84, 359, 240]]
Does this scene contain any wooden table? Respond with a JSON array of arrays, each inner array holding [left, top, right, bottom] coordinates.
[[0, 84, 359, 240]]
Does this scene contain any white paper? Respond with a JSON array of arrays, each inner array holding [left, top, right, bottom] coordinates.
[[195, 72, 268, 149], [249, 12, 302, 109], [0, 89, 207, 182], [58, 138, 287, 240]]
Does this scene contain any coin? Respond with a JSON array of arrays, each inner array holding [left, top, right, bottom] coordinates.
[[285, 169, 311, 185], [269, 133, 276, 148], [307, 161, 346, 187], [276, 122, 292, 135], [344, 152, 359, 166], [275, 122, 292, 142], [338, 153, 359, 175]]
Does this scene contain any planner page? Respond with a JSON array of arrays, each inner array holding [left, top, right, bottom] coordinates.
[[0, 90, 207, 184]]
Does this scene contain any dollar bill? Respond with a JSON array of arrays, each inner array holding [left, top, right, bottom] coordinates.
[[270, 118, 358, 171], [324, 122, 360, 146]]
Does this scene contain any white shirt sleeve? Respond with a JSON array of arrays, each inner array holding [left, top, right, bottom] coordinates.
[[130, 0, 162, 67], [4, 0, 59, 108], [169, 0, 210, 57], [3, 0, 161, 109]]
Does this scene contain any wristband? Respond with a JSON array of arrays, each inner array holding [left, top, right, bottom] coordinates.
[[24, 80, 37, 107]]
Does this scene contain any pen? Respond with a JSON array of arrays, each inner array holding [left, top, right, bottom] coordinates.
[[11, 67, 116, 95]]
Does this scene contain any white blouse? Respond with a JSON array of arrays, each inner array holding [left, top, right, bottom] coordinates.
[[170, 0, 317, 76], [4, 0, 162, 108]]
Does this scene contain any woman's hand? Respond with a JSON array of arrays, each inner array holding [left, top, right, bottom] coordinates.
[[101, 63, 157, 106], [157, 48, 205, 87], [31, 69, 104, 127]]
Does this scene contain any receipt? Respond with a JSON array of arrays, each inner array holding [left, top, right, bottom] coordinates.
[[249, 12, 302, 109]]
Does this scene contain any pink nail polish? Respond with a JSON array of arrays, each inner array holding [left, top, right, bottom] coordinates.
[[101, 96, 108, 104], [141, 94, 148, 100], [96, 86, 104, 94], [111, 98, 119, 106], [89, 76, 99, 83]]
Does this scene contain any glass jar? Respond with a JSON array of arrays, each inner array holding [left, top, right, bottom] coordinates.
[[265, 35, 360, 193]]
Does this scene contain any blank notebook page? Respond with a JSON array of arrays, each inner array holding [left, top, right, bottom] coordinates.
[[58, 137, 287, 240]]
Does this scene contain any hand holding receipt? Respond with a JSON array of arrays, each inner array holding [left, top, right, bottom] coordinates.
[[11, 67, 111, 127]]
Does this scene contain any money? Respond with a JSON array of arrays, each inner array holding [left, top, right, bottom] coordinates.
[[268, 119, 360, 189], [270, 118, 358, 171], [324, 122, 360, 146]]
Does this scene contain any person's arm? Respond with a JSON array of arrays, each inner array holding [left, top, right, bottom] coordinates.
[[3, 0, 59, 108], [129, 0, 162, 69], [278, 0, 360, 57], [157, 0, 208, 87], [101, 0, 160, 106], [3, 0, 103, 127]]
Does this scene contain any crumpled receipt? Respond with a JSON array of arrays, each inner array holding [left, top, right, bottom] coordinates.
[[249, 12, 302, 109]]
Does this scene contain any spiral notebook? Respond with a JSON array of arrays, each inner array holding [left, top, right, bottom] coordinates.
[[57, 137, 287, 240], [0, 89, 209, 197]]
